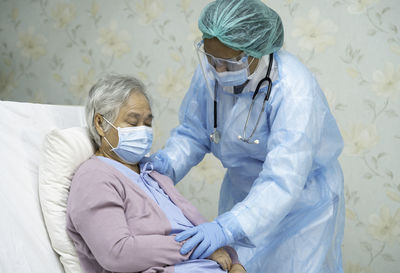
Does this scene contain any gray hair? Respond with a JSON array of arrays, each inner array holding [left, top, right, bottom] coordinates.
[[85, 74, 150, 149]]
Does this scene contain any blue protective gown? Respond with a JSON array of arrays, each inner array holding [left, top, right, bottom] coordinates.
[[158, 50, 345, 273]]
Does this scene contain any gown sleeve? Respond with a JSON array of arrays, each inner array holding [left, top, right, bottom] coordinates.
[[158, 66, 212, 183]]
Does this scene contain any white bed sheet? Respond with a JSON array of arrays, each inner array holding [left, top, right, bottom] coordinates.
[[0, 101, 85, 273]]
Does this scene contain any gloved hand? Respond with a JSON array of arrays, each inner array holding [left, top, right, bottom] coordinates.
[[175, 222, 228, 259], [140, 151, 169, 174]]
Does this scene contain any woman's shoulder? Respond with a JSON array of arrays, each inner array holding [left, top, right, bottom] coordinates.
[[74, 156, 108, 176], [71, 156, 120, 189], [68, 156, 126, 206]]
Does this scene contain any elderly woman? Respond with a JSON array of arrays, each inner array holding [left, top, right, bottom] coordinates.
[[66, 74, 246, 273]]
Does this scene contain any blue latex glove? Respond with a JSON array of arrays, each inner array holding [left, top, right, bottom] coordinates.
[[140, 151, 169, 174], [175, 222, 228, 259]]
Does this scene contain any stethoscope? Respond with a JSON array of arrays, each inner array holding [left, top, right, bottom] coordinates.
[[210, 53, 274, 144]]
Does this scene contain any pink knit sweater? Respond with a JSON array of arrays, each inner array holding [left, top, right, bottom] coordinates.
[[66, 156, 238, 273]]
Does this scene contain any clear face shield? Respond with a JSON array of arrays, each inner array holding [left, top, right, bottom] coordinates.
[[194, 38, 254, 98]]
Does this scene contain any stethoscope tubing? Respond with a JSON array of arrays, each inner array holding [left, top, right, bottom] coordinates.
[[212, 53, 274, 144]]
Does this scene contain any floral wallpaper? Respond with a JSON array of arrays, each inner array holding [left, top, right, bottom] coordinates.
[[1, 0, 399, 272]]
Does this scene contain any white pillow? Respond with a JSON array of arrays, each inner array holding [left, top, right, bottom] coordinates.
[[39, 127, 95, 273]]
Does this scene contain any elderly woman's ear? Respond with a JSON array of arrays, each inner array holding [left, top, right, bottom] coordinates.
[[94, 113, 106, 137]]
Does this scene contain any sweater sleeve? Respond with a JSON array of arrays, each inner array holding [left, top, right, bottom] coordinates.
[[156, 67, 211, 183], [68, 170, 189, 272]]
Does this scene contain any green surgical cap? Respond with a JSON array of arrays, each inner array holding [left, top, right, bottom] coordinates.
[[198, 0, 284, 59]]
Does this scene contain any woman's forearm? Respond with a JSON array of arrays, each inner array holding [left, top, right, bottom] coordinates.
[[94, 234, 188, 272]]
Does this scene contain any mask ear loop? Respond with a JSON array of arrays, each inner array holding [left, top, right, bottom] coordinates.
[[243, 56, 256, 78], [247, 56, 256, 67], [101, 116, 117, 150], [102, 116, 117, 130], [103, 135, 116, 150]]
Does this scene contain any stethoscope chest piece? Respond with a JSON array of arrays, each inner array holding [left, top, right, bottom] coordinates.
[[238, 135, 259, 144], [210, 129, 220, 144]]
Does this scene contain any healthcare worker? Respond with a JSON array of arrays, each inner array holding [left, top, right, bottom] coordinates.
[[146, 0, 345, 272]]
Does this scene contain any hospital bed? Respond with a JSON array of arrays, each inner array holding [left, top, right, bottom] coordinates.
[[0, 100, 90, 273]]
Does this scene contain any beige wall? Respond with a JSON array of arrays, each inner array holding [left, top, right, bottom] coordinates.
[[1, 0, 399, 272]]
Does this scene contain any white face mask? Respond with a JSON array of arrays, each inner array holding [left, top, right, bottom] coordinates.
[[103, 117, 153, 164]]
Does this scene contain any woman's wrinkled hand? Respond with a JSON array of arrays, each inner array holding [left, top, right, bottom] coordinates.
[[207, 247, 232, 271], [229, 263, 247, 273]]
